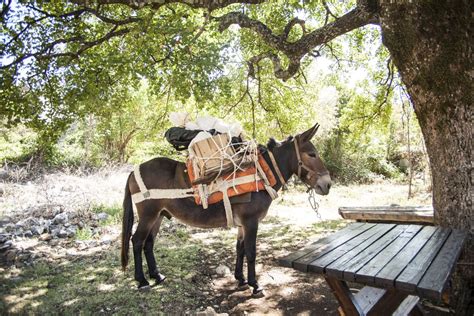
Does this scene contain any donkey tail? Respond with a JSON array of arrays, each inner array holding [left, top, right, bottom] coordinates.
[[121, 173, 134, 271]]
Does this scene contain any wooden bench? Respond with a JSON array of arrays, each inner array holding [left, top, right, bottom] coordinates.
[[279, 223, 466, 315], [338, 206, 434, 224]]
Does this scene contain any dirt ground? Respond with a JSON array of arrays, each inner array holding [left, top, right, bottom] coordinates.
[[1, 166, 450, 315]]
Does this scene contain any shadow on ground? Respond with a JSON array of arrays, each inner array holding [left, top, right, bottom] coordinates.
[[0, 217, 450, 315]]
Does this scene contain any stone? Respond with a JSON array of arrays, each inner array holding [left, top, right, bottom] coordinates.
[[23, 230, 33, 238], [4, 223, 15, 233], [96, 212, 109, 222], [58, 229, 68, 238], [39, 233, 52, 241], [50, 227, 61, 238], [53, 213, 68, 225], [0, 240, 12, 251], [196, 307, 229, 316], [215, 264, 231, 277], [5, 249, 18, 262], [66, 249, 79, 257], [48, 239, 59, 246], [66, 225, 78, 237], [0, 169, 8, 180], [31, 225, 45, 236]]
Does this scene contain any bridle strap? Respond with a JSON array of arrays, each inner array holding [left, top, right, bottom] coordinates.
[[267, 149, 287, 188], [294, 137, 316, 180]]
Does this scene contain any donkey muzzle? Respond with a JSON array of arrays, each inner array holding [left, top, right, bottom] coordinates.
[[314, 174, 331, 195]]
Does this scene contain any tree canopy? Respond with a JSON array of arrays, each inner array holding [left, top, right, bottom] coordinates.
[[1, 0, 472, 311]]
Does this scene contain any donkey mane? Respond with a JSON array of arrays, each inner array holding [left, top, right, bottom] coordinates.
[[266, 136, 294, 150]]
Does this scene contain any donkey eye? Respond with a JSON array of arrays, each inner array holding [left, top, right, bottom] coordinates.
[[308, 152, 317, 158]]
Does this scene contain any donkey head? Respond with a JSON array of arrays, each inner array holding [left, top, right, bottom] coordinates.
[[295, 123, 332, 195]]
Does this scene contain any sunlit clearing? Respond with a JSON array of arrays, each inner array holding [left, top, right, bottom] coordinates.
[[63, 298, 80, 307], [98, 283, 116, 292]]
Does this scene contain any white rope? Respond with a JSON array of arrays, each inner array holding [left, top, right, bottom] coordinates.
[[131, 188, 194, 204]]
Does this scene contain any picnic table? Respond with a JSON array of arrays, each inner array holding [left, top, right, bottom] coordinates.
[[279, 223, 467, 315]]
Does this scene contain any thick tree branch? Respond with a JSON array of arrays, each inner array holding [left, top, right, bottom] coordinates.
[[248, 53, 300, 81], [281, 18, 306, 40], [218, 2, 378, 80], [71, 0, 264, 11]]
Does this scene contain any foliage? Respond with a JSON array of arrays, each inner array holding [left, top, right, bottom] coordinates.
[[0, 0, 427, 183]]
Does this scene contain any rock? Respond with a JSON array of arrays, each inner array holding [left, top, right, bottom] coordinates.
[[23, 230, 33, 238], [48, 239, 59, 246], [215, 264, 231, 277], [50, 227, 61, 238], [53, 213, 68, 225], [96, 212, 109, 222], [0, 240, 12, 251], [196, 307, 217, 316], [0, 234, 10, 243], [58, 229, 68, 238], [5, 249, 18, 262], [39, 233, 52, 241], [66, 249, 79, 257], [66, 225, 78, 237], [196, 307, 228, 316], [4, 223, 15, 233], [31, 225, 45, 236], [0, 185, 4, 196], [0, 169, 8, 180]]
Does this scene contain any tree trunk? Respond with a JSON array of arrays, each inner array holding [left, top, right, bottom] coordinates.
[[379, 1, 473, 313]]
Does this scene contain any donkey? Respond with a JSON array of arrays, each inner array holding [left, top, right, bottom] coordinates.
[[121, 123, 331, 294]]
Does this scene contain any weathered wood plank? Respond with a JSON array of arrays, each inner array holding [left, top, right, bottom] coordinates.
[[353, 286, 386, 314], [392, 295, 420, 316], [325, 224, 396, 279], [341, 225, 410, 283], [355, 225, 423, 284], [338, 206, 434, 224], [307, 224, 393, 273], [278, 222, 367, 268], [374, 226, 437, 288], [395, 228, 451, 293], [417, 229, 467, 301], [292, 223, 376, 272]]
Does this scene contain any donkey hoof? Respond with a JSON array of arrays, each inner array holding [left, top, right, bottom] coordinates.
[[138, 285, 151, 292], [237, 280, 249, 290], [251, 287, 265, 297], [154, 274, 166, 285]]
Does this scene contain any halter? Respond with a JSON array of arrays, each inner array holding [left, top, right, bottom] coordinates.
[[293, 137, 317, 182], [267, 137, 317, 188]]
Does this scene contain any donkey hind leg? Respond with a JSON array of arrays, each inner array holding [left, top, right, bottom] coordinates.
[[234, 226, 248, 288], [244, 221, 263, 295], [144, 214, 166, 285], [131, 210, 158, 289]]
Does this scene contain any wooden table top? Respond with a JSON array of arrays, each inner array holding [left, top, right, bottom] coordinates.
[[279, 223, 466, 301]]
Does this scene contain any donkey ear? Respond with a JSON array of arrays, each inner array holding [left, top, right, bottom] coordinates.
[[298, 123, 320, 142]]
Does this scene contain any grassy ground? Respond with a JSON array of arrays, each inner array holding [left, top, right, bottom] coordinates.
[[0, 218, 348, 315], [0, 166, 435, 315]]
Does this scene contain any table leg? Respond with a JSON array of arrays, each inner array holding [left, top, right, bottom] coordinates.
[[324, 277, 364, 316], [367, 289, 410, 316]]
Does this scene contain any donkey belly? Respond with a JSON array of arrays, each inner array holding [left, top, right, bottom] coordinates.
[[163, 199, 228, 229]]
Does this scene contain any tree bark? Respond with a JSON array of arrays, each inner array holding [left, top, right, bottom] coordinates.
[[379, 1, 473, 313]]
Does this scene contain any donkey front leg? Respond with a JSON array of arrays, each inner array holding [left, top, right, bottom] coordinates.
[[244, 221, 263, 295], [144, 215, 166, 285], [234, 227, 247, 288]]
